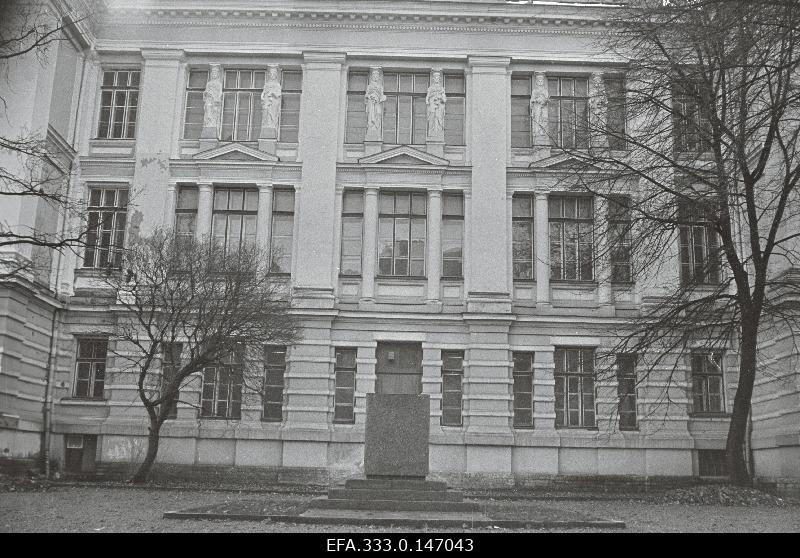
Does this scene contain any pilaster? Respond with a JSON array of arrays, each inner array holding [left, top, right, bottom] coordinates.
[[426, 189, 442, 303], [361, 186, 379, 301]]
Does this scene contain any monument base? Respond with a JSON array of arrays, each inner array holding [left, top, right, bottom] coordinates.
[[364, 393, 430, 479]]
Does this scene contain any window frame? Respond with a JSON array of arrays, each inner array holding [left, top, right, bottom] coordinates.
[[441, 192, 464, 279], [73, 338, 108, 399], [510, 74, 533, 148], [83, 187, 129, 269], [161, 342, 182, 420], [616, 353, 638, 430], [377, 191, 427, 278], [340, 190, 365, 277], [554, 347, 597, 429], [270, 188, 295, 274], [175, 185, 199, 242], [512, 193, 535, 281], [512, 352, 535, 429], [678, 201, 721, 286], [672, 80, 712, 153], [211, 186, 258, 254], [690, 351, 726, 415], [547, 76, 589, 149], [549, 195, 595, 282], [608, 195, 633, 283], [333, 348, 357, 424], [96, 69, 140, 140], [263, 345, 287, 422], [200, 351, 243, 420], [441, 350, 464, 427]]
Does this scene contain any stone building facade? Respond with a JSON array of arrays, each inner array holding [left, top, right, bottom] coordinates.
[[1, 0, 798, 490]]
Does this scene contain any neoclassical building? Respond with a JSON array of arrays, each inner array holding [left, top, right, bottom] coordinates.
[[1, 0, 798, 491]]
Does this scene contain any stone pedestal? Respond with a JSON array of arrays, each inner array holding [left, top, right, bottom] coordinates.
[[258, 137, 277, 155], [364, 140, 382, 155], [364, 393, 430, 478]]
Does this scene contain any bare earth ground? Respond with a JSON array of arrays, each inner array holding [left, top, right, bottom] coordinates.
[[1, 486, 798, 533]]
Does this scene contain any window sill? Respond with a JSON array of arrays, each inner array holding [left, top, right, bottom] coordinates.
[[74, 267, 122, 279], [339, 274, 362, 279], [611, 281, 636, 288], [90, 138, 136, 144], [261, 418, 283, 424], [199, 416, 242, 421], [689, 413, 730, 419], [551, 280, 597, 289], [513, 278, 536, 284], [555, 426, 600, 431], [441, 276, 464, 282], [376, 276, 427, 282]]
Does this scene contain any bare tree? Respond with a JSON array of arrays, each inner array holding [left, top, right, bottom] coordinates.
[[0, 0, 93, 279], [100, 230, 299, 483], [552, 0, 800, 484]]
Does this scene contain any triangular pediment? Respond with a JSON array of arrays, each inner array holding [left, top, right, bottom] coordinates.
[[358, 145, 449, 166], [528, 152, 600, 170], [193, 142, 279, 162]]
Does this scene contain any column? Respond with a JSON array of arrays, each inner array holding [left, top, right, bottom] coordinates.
[[535, 192, 550, 306], [466, 57, 511, 312], [596, 196, 614, 310], [361, 186, 379, 301], [256, 182, 274, 253], [164, 182, 178, 230], [195, 182, 213, 241], [426, 189, 442, 303], [293, 52, 346, 306]]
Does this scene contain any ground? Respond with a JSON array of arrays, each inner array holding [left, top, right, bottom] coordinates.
[[1, 485, 798, 533]]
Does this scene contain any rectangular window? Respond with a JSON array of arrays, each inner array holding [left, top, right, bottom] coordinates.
[[441, 351, 464, 426], [512, 352, 534, 428], [512, 194, 534, 280], [616, 353, 637, 430], [554, 347, 596, 428], [161, 343, 182, 420], [691, 352, 724, 414], [345, 71, 465, 146], [74, 339, 108, 399], [263, 346, 286, 422], [211, 187, 258, 253], [83, 187, 129, 269], [441, 193, 464, 278], [183, 70, 208, 139], [270, 189, 295, 274], [97, 69, 140, 139], [672, 81, 711, 153], [214, 69, 302, 142], [200, 351, 243, 420], [609, 195, 633, 283], [334, 348, 357, 424], [510, 75, 532, 148], [548, 77, 589, 149], [549, 196, 594, 281], [679, 202, 720, 285], [340, 191, 364, 276], [605, 76, 626, 150], [378, 191, 427, 277], [175, 185, 198, 242]]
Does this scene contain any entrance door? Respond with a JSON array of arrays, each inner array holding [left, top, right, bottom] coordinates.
[[375, 342, 422, 395]]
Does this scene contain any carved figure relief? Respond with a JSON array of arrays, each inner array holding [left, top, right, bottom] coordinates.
[[589, 72, 609, 149], [530, 71, 550, 147], [426, 68, 447, 142], [364, 67, 386, 142], [203, 64, 224, 130], [260, 64, 282, 138]]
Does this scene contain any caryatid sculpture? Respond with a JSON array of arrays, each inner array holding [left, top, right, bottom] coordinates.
[[364, 67, 386, 142], [589, 71, 609, 150], [426, 68, 447, 142], [260, 64, 282, 139], [202, 63, 223, 137], [530, 71, 550, 147]]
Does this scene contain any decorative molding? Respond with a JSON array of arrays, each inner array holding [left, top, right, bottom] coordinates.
[[192, 142, 280, 162], [358, 145, 450, 166]]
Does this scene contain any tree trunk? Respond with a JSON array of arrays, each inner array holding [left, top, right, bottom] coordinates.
[[130, 419, 161, 484], [725, 325, 758, 486]]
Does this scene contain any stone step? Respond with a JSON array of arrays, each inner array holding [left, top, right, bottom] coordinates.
[[327, 488, 464, 502], [344, 479, 448, 492], [307, 497, 481, 513]]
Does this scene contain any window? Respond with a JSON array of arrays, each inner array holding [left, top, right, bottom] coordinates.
[[199, 69, 302, 142], [270, 189, 295, 273], [512, 194, 534, 280], [263, 346, 286, 422], [211, 187, 258, 253], [74, 339, 107, 399], [549, 196, 594, 281], [83, 188, 128, 269], [672, 80, 711, 152], [441, 351, 464, 426], [378, 192, 427, 277], [441, 193, 464, 278], [679, 202, 720, 285], [510, 75, 532, 148], [183, 70, 208, 139], [691, 352, 724, 414], [554, 347, 596, 428], [175, 186, 198, 242], [161, 343, 182, 420], [334, 348, 357, 424], [340, 191, 364, 276], [344, 71, 465, 145], [512, 352, 534, 428], [605, 76, 626, 150], [548, 77, 589, 149], [609, 195, 633, 283], [97, 69, 140, 139], [616, 353, 637, 430], [200, 351, 243, 419]]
